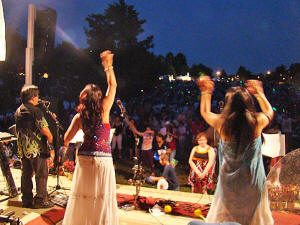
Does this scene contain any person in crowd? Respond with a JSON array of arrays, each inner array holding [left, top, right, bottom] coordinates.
[[148, 153, 179, 191], [132, 126, 155, 175], [197, 76, 274, 225], [15, 85, 55, 208], [151, 116, 160, 132], [62, 50, 118, 225], [125, 118, 137, 159], [111, 116, 124, 159], [166, 122, 178, 162], [191, 117, 205, 141], [153, 133, 170, 176], [177, 121, 187, 160], [187, 132, 215, 194]]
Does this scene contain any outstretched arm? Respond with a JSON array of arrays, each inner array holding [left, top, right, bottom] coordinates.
[[101, 51, 117, 124], [131, 127, 144, 137], [246, 80, 274, 130], [64, 113, 81, 147], [196, 76, 222, 131]]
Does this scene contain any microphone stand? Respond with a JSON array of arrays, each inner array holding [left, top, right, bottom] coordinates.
[[40, 103, 68, 191]]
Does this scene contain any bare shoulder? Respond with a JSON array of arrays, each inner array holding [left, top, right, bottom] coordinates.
[[256, 112, 271, 127], [253, 112, 270, 137], [73, 113, 82, 128], [73, 113, 81, 122], [208, 146, 215, 152]]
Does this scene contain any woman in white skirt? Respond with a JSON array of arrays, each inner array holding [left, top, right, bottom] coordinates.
[[62, 50, 118, 225]]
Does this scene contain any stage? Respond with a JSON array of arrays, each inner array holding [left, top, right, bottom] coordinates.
[[0, 168, 299, 225], [0, 168, 211, 225]]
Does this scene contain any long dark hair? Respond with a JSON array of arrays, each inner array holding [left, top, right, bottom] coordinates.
[[76, 84, 103, 136], [221, 86, 257, 155]]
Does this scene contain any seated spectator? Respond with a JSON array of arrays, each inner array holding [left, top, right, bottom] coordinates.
[[148, 154, 179, 191], [153, 134, 170, 176]]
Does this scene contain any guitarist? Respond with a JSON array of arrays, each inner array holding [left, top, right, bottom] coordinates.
[[15, 85, 54, 209]]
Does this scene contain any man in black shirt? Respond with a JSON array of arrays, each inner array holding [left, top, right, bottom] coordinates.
[[148, 154, 179, 191], [15, 85, 54, 208]]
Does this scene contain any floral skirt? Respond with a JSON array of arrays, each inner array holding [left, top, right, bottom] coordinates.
[[187, 160, 213, 191], [62, 156, 119, 225]]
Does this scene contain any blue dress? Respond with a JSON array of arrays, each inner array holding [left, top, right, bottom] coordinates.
[[206, 136, 274, 225]]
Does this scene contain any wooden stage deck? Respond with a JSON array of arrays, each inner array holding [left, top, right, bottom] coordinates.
[[0, 168, 210, 225]]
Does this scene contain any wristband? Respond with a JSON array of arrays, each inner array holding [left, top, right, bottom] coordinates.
[[201, 91, 212, 95], [61, 146, 68, 153], [104, 66, 113, 72]]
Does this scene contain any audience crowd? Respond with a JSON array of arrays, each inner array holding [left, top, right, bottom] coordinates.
[[1, 77, 300, 164]]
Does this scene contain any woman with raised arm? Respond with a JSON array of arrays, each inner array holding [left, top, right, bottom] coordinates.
[[132, 126, 155, 175], [197, 77, 274, 225], [62, 50, 118, 225]]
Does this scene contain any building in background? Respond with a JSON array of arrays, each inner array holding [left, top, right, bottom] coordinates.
[[34, 5, 57, 61]]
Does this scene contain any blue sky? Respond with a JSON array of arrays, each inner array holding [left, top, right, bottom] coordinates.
[[2, 0, 300, 74]]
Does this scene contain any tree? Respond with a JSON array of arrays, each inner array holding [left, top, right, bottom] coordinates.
[[189, 63, 213, 79], [174, 53, 188, 75], [290, 63, 300, 88], [274, 65, 287, 82], [84, 0, 157, 96], [0, 27, 26, 114], [236, 66, 252, 81]]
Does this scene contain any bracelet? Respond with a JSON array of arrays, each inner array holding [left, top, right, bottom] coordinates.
[[62, 146, 68, 152], [254, 93, 264, 99], [201, 91, 212, 95], [104, 66, 113, 72]]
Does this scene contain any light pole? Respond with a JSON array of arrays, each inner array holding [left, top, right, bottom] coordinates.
[[0, 0, 6, 61], [25, 4, 36, 85]]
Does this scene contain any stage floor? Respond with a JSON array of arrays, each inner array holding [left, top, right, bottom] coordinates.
[[0, 168, 210, 225]]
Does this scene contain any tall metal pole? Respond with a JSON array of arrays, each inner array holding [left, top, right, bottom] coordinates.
[[25, 4, 36, 85], [0, 0, 6, 61]]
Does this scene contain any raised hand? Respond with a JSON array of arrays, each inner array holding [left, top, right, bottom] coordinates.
[[245, 80, 264, 96], [100, 50, 112, 69], [196, 76, 214, 93], [100, 50, 111, 59]]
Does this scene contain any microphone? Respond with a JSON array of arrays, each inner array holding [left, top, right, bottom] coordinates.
[[219, 101, 224, 111], [116, 99, 122, 106], [38, 99, 50, 107]]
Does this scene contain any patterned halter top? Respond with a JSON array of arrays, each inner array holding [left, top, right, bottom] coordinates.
[[78, 121, 112, 157]]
